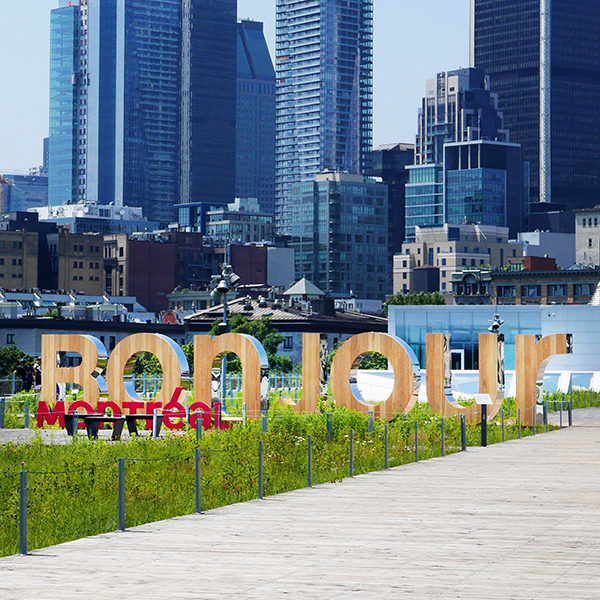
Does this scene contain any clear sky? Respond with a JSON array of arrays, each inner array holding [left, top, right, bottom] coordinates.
[[0, 0, 469, 173]]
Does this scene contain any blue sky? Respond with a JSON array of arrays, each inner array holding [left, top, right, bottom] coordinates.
[[0, 0, 469, 172]]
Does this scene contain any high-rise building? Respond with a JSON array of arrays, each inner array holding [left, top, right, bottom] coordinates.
[[49, 0, 182, 224], [290, 173, 388, 300], [471, 0, 600, 210], [179, 0, 237, 230], [275, 0, 374, 233], [49, 0, 237, 228], [236, 20, 276, 216], [405, 68, 525, 241]]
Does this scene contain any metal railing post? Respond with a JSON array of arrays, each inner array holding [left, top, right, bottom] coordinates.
[[441, 418, 445, 457], [118, 458, 125, 531], [559, 402, 563, 429], [481, 405, 488, 447], [384, 424, 389, 470], [19, 471, 27, 555], [152, 409, 158, 439], [461, 414, 466, 451], [368, 411, 374, 433], [261, 410, 267, 435], [501, 409, 505, 442], [73, 410, 79, 438], [0, 397, 5, 429], [349, 429, 354, 477], [308, 435, 313, 488], [415, 421, 419, 462], [568, 401, 573, 427], [242, 403, 247, 427], [544, 403, 549, 433], [24, 400, 29, 429], [533, 406, 536, 436], [258, 441, 264, 500], [518, 408, 522, 439], [195, 448, 202, 514], [327, 413, 333, 443], [196, 412, 202, 441]]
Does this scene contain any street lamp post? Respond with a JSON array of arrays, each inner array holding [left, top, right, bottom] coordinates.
[[210, 265, 241, 410]]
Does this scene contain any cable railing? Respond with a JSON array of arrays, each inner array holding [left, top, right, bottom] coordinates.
[[0, 404, 567, 558]]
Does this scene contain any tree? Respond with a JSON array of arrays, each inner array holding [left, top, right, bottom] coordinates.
[[384, 291, 445, 316], [207, 314, 293, 373], [0, 346, 34, 379], [325, 342, 388, 375]]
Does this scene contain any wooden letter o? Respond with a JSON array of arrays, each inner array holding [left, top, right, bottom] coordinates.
[[330, 332, 421, 416], [106, 333, 189, 410]]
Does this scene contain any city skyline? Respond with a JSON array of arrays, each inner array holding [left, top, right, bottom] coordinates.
[[0, 0, 469, 173]]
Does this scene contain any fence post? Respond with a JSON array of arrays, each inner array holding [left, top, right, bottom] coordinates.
[[544, 403, 549, 433], [152, 409, 158, 439], [118, 458, 125, 532], [501, 409, 505, 442], [11, 373, 16, 396], [384, 423, 389, 470], [196, 412, 202, 441], [518, 408, 521, 439], [461, 415, 466, 452], [0, 397, 5, 429], [533, 406, 536, 436], [441, 418, 445, 457], [568, 401, 573, 427], [258, 441, 264, 500], [327, 413, 333, 443], [24, 400, 29, 429], [308, 435, 312, 488], [19, 471, 27, 555], [559, 402, 563, 429], [195, 448, 202, 514], [368, 411, 374, 433], [73, 410, 79, 438], [261, 410, 267, 435], [415, 421, 419, 462], [481, 405, 488, 447], [242, 403, 247, 427], [349, 429, 354, 477]]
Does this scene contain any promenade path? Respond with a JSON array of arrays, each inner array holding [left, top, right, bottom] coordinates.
[[1, 411, 600, 599]]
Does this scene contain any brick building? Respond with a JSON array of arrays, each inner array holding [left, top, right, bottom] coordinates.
[[55, 230, 104, 295]]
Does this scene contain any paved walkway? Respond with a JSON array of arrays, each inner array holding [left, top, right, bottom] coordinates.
[[2, 415, 600, 598]]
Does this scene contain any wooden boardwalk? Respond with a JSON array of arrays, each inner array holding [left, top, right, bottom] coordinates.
[[1, 417, 600, 598]]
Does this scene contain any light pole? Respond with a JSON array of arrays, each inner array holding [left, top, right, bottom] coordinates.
[[210, 265, 241, 409]]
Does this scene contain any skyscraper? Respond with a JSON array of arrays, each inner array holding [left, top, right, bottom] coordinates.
[[236, 20, 276, 217], [179, 0, 237, 229], [471, 0, 600, 210], [49, 0, 237, 228], [275, 0, 374, 233], [405, 68, 524, 240], [49, 0, 182, 224]]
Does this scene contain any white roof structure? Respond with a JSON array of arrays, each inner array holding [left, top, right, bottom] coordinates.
[[283, 278, 325, 298]]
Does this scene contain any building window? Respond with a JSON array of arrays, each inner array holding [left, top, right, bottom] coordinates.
[[589, 239, 593, 248], [403, 273, 407, 280], [583, 218, 587, 227], [441, 282, 446, 291], [6, 334, 15, 345], [109, 336, 116, 350], [498, 285, 516, 298], [462, 259, 466, 266], [522, 285, 541, 298], [441, 258, 446, 266], [575, 283, 596, 296], [548, 284, 567, 297], [283, 336, 294, 350]]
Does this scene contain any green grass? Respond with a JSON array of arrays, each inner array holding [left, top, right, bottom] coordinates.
[[0, 403, 558, 557]]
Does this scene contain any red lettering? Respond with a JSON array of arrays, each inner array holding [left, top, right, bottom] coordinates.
[[36, 401, 66, 428], [189, 402, 212, 430], [97, 400, 122, 416], [122, 401, 146, 415], [162, 401, 186, 430]]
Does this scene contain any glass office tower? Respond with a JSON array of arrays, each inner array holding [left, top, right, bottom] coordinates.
[[275, 0, 374, 234], [49, 4, 80, 207], [236, 20, 276, 217], [472, 0, 600, 209], [179, 0, 237, 230]]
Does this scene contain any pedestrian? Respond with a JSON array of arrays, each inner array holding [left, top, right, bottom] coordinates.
[[14, 359, 34, 393], [33, 363, 42, 392]]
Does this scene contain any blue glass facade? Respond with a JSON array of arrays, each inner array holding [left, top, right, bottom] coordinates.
[[179, 0, 237, 228], [49, 6, 79, 206], [473, 0, 600, 209], [405, 165, 444, 240], [236, 20, 276, 216], [275, 0, 374, 233], [290, 174, 388, 299]]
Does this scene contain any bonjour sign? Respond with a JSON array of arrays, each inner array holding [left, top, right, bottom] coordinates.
[[38, 331, 572, 430]]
